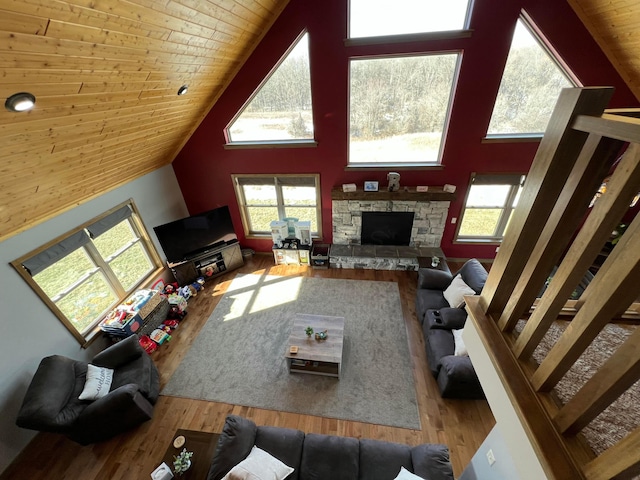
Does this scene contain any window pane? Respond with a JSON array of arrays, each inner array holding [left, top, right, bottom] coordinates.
[[247, 206, 279, 232], [349, 54, 458, 164], [285, 207, 317, 233], [57, 274, 117, 333], [228, 33, 313, 142], [459, 209, 502, 237], [467, 185, 511, 207], [349, 0, 470, 38], [282, 186, 316, 206], [243, 185, 277, 205], [93, 220, 136, 258], [109, 243, 153, 291], [487, 18, 575, 135], [34, 248, 95, 298]]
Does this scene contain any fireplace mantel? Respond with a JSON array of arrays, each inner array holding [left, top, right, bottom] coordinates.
[[331, 187, 456, 201]]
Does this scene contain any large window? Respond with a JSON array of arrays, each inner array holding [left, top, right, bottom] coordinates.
[[349, 53, 460, 166], [487, 16, 578, 137], [456, 174, 525, 243], [349, 0, 471, 38], [232, 175, 321, 238], [226, 32, 314, 144], [12, 201, 162, 345]]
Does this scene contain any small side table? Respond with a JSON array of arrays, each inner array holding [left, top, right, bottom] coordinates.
[[160, 429, 220, 479], [417, 249, 451, 274]]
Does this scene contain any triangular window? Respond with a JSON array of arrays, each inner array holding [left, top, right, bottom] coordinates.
[[487, 16, 578, 136], [226, 32, 313, 143]]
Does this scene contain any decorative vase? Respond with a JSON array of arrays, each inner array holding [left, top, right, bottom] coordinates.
[[431, 256, 440, 267]]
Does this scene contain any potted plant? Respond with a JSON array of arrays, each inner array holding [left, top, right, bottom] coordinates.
[[305, 326, 314, 337], [173, 448, 194, 475]]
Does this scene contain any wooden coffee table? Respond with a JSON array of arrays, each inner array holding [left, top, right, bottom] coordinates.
[[285, 313, 345, 378], [160, 429, 220, 479]]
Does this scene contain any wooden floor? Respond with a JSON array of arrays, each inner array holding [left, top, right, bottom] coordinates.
[[1, 255, 495, 479]]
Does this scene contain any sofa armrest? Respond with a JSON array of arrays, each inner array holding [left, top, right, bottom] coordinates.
[[72, 384, 154, 444], [207, 415, 258, 480], [93, 335, 143, 369], [411, 444, 454, 480], [429, 308, 467, 330], [417, 268, 453, 291]]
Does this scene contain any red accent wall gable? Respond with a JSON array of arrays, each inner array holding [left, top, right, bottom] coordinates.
[[172, 0, 637, 259]]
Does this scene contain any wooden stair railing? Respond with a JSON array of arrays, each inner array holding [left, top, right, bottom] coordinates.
[[466, 87, 640, 480]]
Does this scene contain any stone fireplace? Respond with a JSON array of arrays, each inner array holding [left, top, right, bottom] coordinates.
[[330, 193, 451, 270]]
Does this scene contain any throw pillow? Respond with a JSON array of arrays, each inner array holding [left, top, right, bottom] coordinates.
[[452, 328, 469, 356], [393, 466, 425, 480], [443, 274, 476, 308], [78, 364, 114, 401], [222, 446, 294, 480]]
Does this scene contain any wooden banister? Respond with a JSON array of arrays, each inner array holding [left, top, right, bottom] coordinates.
[[468, 87, 640, 479]]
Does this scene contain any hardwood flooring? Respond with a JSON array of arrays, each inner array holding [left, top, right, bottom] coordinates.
[[1, 255, 495, 479]]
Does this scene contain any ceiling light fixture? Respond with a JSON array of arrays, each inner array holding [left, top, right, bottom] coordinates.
[[5, 92, 36, 112], [177, 85, 189, 96]]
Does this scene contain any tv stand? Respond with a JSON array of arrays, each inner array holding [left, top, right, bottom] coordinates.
[[167, 242, 243, 285]]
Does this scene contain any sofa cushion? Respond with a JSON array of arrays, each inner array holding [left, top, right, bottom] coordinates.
[[443, 275, 475, 308], [255, 425, 305, 480], [358, 438, 412, 480], [221, 446, 294, 480], [458, 259, 488, 294], [417, 268, 453, 290], [299, 433, 359, 480], [437, 356, 484, 399], [410, 444, 455, 480], [423, 327, 455, 376], [208, 415, 258, 480], [416, 290, 449, 324]]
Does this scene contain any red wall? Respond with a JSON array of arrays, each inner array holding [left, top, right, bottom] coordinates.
[[172, 0, 637, 259]]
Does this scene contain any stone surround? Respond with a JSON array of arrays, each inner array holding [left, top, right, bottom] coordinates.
[[332, 200, 449, 247], [330, 199, 450, 270]]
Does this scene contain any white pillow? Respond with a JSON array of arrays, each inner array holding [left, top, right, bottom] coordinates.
[[394, 466, 425, 480], [78, 364, 114, 401], [452, 328, 469, 356], [443, 274, 476, 308], [221, 446, 294, 480]]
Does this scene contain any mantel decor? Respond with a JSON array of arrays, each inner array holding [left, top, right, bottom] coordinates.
[[331, 186, 456, 201]]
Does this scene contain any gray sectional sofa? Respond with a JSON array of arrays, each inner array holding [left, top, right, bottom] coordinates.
[[207, 415, 455, 480], [415, 259, 488, 399]]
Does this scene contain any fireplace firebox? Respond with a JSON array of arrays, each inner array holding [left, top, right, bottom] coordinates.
[[361, 212, 415, 246]]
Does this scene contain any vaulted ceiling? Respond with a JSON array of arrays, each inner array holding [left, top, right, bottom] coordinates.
[[0, 0, 638, 243], [0, 0, 288, 242]]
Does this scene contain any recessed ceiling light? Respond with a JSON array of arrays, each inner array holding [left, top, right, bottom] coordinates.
[[5, 92, 36, 112], [177, 85, 189, 96]]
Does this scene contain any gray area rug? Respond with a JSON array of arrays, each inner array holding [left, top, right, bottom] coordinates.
[[162, 273, 420, 429]]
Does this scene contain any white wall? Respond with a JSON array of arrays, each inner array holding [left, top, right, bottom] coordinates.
[[462, 318, 548, 480], [0, 165, 188, 474]]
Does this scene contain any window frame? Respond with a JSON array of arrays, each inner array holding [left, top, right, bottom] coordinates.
[[232, 174, 322, 239], [347, 0, 473, 40], [454, 173, 526, 244], [484, 12, 581, 140], [224, 30, 316, 147], [11, 200, 164, 346], [347, 51, 462, 168]]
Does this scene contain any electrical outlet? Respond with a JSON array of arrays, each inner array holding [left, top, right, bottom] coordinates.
[[486, 449, 496, 466], [451, 217, 457, 224], [495, 246, 500, 253]]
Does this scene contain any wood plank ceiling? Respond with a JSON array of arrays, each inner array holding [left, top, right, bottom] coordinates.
[[569, 0, 640, 101], [1, 0, 639, 243], [0, 0, 288, 242]]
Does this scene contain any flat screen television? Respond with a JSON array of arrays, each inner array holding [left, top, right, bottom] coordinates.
[[153, 206, 238, 264]]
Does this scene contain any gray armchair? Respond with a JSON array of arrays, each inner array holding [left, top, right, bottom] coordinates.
[[16, 335, 160, 445]]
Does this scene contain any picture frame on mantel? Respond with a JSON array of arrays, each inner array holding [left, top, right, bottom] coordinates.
[[364, 181, 379, 192]]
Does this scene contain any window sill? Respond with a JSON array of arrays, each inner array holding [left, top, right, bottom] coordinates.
[[345, 163, 444, 171], [224, 140, 318, 150], [345, 29, 473, 47], [482, 134, 543, 144]]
